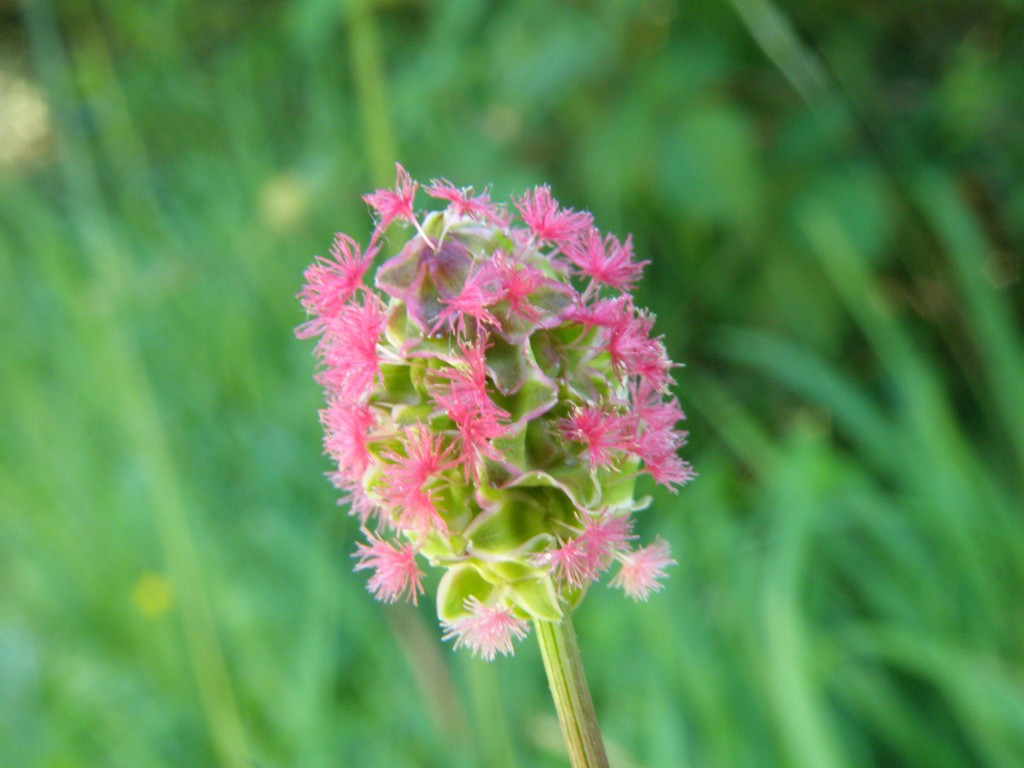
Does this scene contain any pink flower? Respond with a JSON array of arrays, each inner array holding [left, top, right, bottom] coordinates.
[[296, 234, 376, 339], [634, 428, 694, 488], [576, 513, 635, 569], [363, 163, 419, 237], [631, 384, 694, 489], [429, 338, 498, 422], [431, 340, 510, 480], [426, 179, 506, 224], [568, 294, 629, 330], [379, 424, 458, 533], [353, 533, 425, 605], [493, 251, 546, 323], [321, 400, 376, 486], [441, 598, 530, 660], [515, 185, 593, 247], [564, 229, 649, 292], [633, 383, 685, 432], [548, 513, 635, 587], [581, 299, 672, 391], [558, 404, 632, 471], [434, 265, 502, 336], [547, 537, 591, 587], [610, 540, 676, 601], [315, 295, 386, 402]]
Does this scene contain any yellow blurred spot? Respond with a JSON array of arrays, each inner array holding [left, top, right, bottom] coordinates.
[[132, 572, 174, 619], [260, 172, 312, 233], [0, 64, 53, 170]]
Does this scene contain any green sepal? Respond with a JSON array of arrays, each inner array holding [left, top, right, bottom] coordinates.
[[374, 363, 418, 405], [486, 336, 527, 395], [595, 455, 642, 509], [419, 529, 460, 561], [463, 491, 549, 555], [510, 375, 558, 423], [508, 575, 563, 621], [391, 403, 436, 426], [421, 210, 445, 239], [449, 220, 510, 256], [437, 564, 493, 622], [511, 467, 601, 512], [490, 421, 527, 472], [385, 302, 411, 347], [484, 559, 542, 582], [530, 329, 565, 380], [435, 483, 475, 533]]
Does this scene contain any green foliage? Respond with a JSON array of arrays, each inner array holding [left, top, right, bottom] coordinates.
[[1, 0, 1023, 766]]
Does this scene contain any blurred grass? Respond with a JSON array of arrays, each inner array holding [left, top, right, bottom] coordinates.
[[2, 0, 1023, 766]]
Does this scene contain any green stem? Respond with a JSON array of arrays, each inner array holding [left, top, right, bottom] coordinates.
[[348, 0, 398, 185], [534, 615, 610, 768]]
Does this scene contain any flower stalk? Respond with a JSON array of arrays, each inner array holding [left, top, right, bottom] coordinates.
[[535, 615, 610, 768], [296, 167, 693, 763]]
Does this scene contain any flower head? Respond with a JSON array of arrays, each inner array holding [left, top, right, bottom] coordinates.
[[298, 168, 692, 658]]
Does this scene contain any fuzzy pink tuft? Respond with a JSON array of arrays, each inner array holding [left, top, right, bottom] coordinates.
[[558, 404, 632, 471], [379, 424, 458, 533], [431, 339, 509, 480], [296, 234, 376, 339], [548, 513, 635, 587], [514, 185, 593, 247], [631, 384, 694, 489], [564, 228, 649, 292], [441, 598, 530, 660], [576, 513, 635, 569], [568, 294, 629, 330], [547, 537, 591, 588], [434, 265, 502, 336], [321, 400, 376, 487], [315, 295, 387, 402], [598, 304, 672, 391], [610, 540, 676, 601], [634, 429, 694, 488], [362, 163, 419, 237], [353, 533, 425, 605], [493, 251, 546, 323], [426, 179, 506, 224]]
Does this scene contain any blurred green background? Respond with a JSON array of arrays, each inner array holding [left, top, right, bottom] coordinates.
[[2, 0, 1023, 766]]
